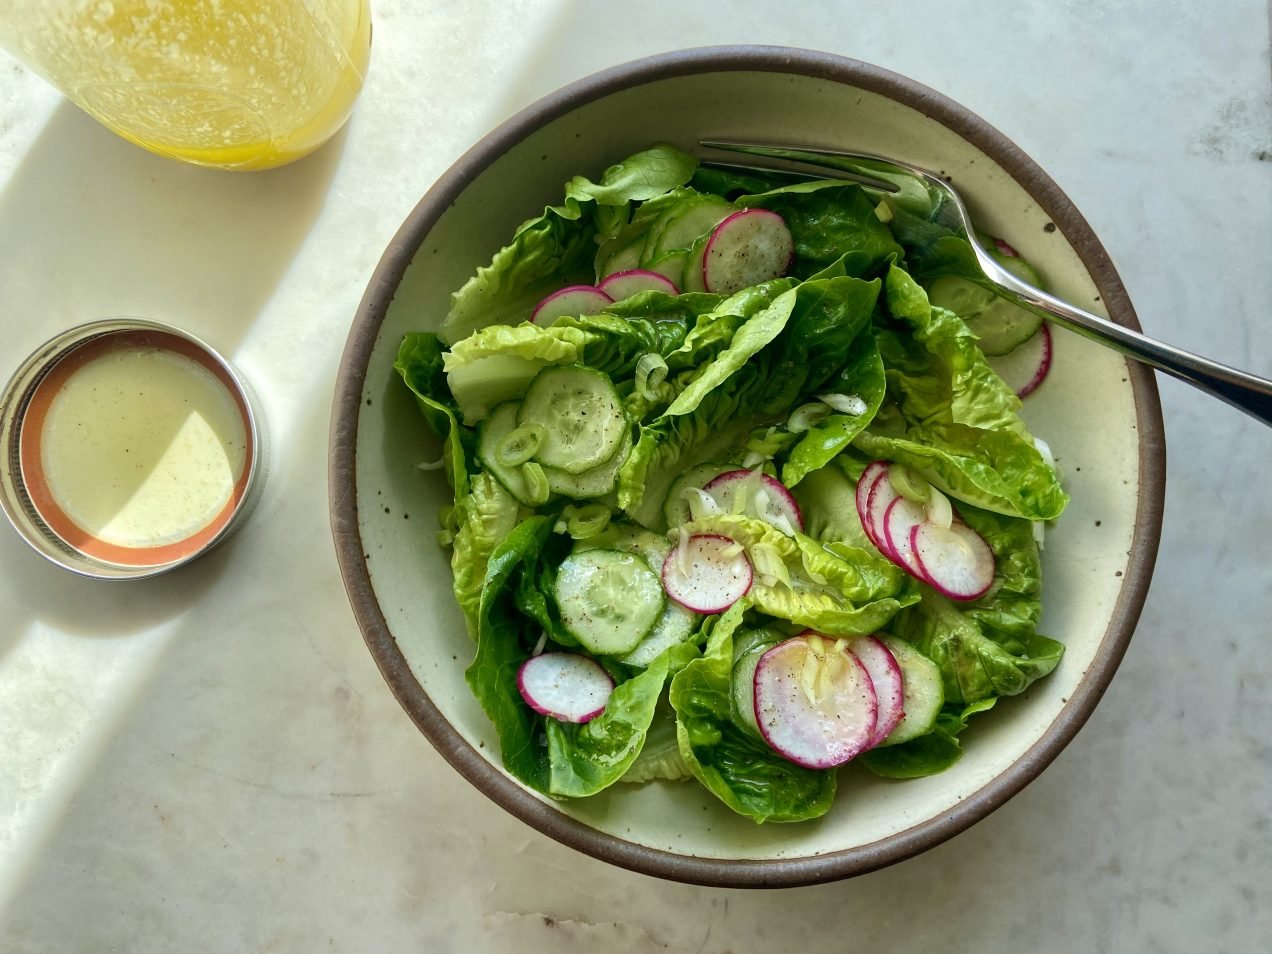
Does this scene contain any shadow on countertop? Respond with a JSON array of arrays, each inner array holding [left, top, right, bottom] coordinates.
[[0, 99, 349, 360]]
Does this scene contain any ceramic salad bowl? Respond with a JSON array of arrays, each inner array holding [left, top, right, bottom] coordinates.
[[329, 46, 1165, 887]]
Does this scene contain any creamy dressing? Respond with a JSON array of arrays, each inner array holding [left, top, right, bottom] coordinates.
[[39, 345, 247, 549]]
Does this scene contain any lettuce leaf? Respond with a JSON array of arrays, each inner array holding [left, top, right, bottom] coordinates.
[[466, 516, 558, 791], [662, 279, 800, 417], [854, 424, 1067, 520], [553, 145, 700, 219], [618, 385, 766, 528], [394, 332, 469, 495], [618, 704, 692, 783], [781, 328, 887, 486], [552, 310, 692, 377], [445, 323, 590, 367], [451, 474, 521, 638], [440, 144, 698, 345], [880, 265, 1026, 433], [669, 603, 836, 822], [619, 275, 881, 525], [439, 213, 595, 348]]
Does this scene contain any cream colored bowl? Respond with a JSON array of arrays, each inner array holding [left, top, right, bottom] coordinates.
[[330, 47, 1164, 887]]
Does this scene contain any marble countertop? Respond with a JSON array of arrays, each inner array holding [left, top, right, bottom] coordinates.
[[2, 2, 1270, 951]]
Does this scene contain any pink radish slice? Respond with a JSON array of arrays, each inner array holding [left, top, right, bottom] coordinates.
[[701, 209, 795, 295], [865, 467, 903, 560], [598, 269, 679, 300], [517, 652, 614, 723], [987, 322, 1052, 397], [753, 633, 878, 769], [661, 533, 753, 613], [909, 520, 996, 601], [992, 237, 1020, 258], [530, 285, 614, 324], [854, 461, 892, 554], [849, 636, 906, 748], [882, 495, 930, 580], [704, 469, 804, 533]]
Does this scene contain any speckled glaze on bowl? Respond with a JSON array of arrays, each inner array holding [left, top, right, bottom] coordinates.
[[330, 46, 1165, 887]]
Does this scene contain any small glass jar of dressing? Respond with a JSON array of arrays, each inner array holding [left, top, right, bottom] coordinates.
[[0, 319, 266, 579]]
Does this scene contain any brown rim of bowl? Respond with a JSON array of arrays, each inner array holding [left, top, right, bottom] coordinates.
[[329, 45, 1166, 889]]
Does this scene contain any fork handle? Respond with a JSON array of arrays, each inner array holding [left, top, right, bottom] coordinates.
[[987, 261, 1272, 427]]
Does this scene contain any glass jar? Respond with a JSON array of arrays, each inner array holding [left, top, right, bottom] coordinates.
[[0, 0, 371, 170]]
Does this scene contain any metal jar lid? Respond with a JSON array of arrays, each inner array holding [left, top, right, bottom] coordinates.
[[0, 318, 267, 580]]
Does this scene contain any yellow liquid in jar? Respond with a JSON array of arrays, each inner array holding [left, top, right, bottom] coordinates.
[[40, 345, 248, 549], [9, 0, 371, 170]]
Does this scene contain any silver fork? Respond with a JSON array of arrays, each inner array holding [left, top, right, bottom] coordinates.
[[700, 138, 1272, 427]]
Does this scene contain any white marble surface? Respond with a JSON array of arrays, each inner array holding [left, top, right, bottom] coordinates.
[[1, 2, 1270, 951]]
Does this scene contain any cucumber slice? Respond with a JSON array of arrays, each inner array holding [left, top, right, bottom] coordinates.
[[644, 249, 688, 287], [927, 256, 1045, 357], [553, 549, 664, 655], [729, 626, 783, 736], [576, 522, 672, 573], [476, 402, 542, 506], [542, 425, 632, 499], [680, 234, 709, 294], [618, 602, 698, 669], [519, 365, 627, 475], [572, 524, 699, 667], [596, 235, 644, 281], [643, 195, 734, 264], [876, 635, 944, 746], [448, 354, 548, 425]]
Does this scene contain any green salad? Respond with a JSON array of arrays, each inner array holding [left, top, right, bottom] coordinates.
[[395, 143, 1068, 823]]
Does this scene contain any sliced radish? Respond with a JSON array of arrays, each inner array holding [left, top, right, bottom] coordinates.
[[661, 533, 753, 613], [987, 322, 1052, 397], [753, 633, 878, 769], [856, 462, 991, 601], [516, 652, 614, 723], [854, 461, 891, 553], [909, 520, 996, 601], [530, 285, 614, 324], [701, 209, 795, 295], [597, 268, 679, 301], [992, 236, 1020, 258], [883, 495, 930, 581], [849, 636, 906, 748], [865, 467, 902, 560], [703, 469, 804, 534]]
